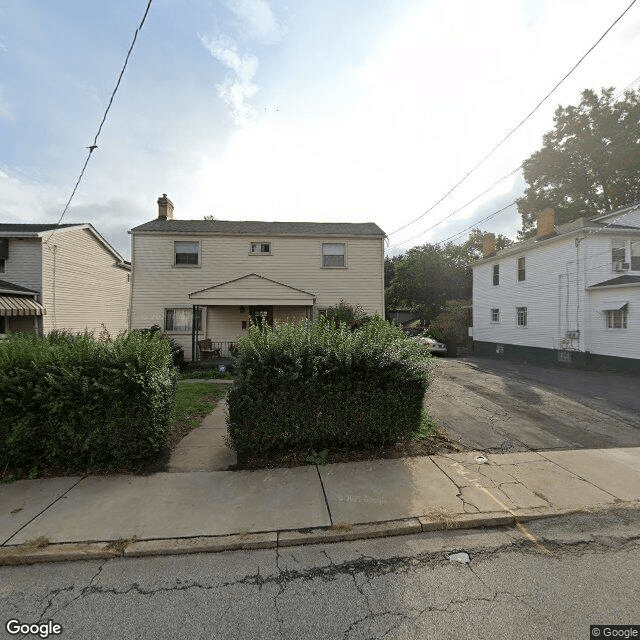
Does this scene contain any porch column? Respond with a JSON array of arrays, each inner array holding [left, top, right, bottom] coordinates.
[[191, 304, 201, 363]]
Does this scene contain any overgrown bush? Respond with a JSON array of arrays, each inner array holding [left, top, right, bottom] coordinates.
[[0, 330, 177, 473], [426, 300, 471, 350], [227, 317, 433, 456], [139, 324, 185, 368], [323, 299, 372, 330]]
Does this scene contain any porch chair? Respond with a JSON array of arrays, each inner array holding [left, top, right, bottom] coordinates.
[[197, 338, 221, 360]]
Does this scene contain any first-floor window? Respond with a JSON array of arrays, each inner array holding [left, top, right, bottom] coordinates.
[[605, 307, 628, 329], [0, 258, 5, 273], [491, 308, 500, 322], [165, 308, 202, 332], [516, 306, 527, 327], [0, 316, 5, 333]]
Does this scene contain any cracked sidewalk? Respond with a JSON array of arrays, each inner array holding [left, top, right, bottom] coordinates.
[[1, 446, 640, 564]]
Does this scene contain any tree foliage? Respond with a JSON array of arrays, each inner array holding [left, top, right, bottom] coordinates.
[[385, 229, 512, 321], [517, 88, 640, 236]]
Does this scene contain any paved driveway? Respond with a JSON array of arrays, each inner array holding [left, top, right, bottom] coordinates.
[[425, 357, 640, 453]]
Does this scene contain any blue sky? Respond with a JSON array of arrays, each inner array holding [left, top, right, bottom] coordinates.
[[1, 0, 640, 259]]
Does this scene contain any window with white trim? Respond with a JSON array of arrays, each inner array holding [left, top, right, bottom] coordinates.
[[322, 243, 346, 268], [492, 264, 499, 285], [250, 242, 271, 254], [516, 306, 527, 327], [165, 308, 202, 332], [517, 257, 526, 282], [631, 240, 640, 271], [174, 241, 199, 265], [605, 306, 628, 329], [611, 239, 626, 265], [490, 308, 499, 323]]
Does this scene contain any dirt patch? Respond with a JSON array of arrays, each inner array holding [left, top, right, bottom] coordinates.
[[233, 426, 466, 470]]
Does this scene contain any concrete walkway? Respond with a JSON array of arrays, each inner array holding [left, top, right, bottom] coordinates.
[[1, 445, 640, 564], [167, 400, 236, 472]]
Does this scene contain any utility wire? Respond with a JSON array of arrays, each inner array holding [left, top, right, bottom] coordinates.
[[386, 0, 638, 239], [44, 0, 153, 244]]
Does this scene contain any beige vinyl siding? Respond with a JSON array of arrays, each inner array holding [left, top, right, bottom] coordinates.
[[0, 238, 42, 294], [131, 232, 384, 359], [41, 227, 130, 335], [131, 234, 384, 316]]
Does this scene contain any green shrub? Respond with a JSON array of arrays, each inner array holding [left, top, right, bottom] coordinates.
[[0, 330, 177, 473], [226, 317, 433, 456]]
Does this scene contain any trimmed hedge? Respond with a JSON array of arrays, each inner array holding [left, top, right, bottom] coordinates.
[[227, 317, 433, 456], [0, 330, 177, 473]]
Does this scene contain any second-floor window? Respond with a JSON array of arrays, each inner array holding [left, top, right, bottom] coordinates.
[[632, 241, 640, 271], [516, 306, 527, 326], [517, 257, 526, 281], [322, 243, 346, 268], [492, 264, 499, 285], [491, 308, 499, 322], [175, 241, 199, 265], [250, 242, 271, 254]]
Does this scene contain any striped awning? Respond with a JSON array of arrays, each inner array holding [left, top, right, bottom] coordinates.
[[0, 295, 46, 316]]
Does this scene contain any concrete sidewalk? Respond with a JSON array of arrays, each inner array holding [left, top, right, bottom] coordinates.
[[1, 446, 640, 565]]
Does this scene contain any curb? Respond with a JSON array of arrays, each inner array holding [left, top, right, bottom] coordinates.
[[0, 505, 599, 567]]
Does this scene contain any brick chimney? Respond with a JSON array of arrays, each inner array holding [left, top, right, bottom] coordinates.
[[482, 233, 496, 258], [536, 208, 556, 239], [157, 194, 174, 220]]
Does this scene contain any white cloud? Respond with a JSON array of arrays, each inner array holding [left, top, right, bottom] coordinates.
[[199, 33, 259, 126], [0, 38, 7, 53], [0, 84, 15, 122], [226, 0, 285, 44]]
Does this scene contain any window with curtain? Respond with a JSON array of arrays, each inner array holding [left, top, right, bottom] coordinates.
[[165, 308, 202, 332], [174, 241, 199, 265], [322, 243, 346, 267]]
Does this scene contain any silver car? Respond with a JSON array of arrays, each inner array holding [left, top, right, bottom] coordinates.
[[413, 336, 447, 355]]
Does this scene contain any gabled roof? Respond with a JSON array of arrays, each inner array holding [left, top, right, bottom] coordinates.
[[588, 275, 640, 288], [0, 223, 130, 269], [474, 207, 640, 266], [189, 273, 316, 305], [0, 279, 39, 296], [0, 223, 79, 233], [130, 219, 385, 237]]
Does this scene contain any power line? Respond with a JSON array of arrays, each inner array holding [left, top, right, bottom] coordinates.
[[385, 0, 638, 239], [44, 0, 154, 244]]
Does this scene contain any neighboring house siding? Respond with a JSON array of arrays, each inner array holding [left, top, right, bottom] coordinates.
[[586, 288, 639, 360], [473, 235, 581, 351], [41, 227, 129, 335], [472, 208, 640, 367], [0, 238, 42, 294], [130, 234, 384, 325]]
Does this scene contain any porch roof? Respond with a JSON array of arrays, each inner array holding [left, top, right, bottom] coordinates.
[[189, 273, 316, 306]]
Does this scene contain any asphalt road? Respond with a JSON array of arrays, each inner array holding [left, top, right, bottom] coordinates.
[[1, 508, 640, 639], [426, 357, 640, 453]]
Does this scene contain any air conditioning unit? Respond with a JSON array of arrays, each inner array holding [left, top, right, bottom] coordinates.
[[613, 261, 630, 272], [565, 330, 579, 339]]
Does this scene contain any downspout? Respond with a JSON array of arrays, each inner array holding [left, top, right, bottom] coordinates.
[[127, 232, 135, 330]]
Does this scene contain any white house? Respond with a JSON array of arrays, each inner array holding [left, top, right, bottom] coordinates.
[[0, 223, 131, 337], [471, 205, 640, 371], [129, 195, 386, 360]]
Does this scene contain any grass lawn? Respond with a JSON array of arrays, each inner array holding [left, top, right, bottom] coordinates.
[[168, 381, 228, 449]]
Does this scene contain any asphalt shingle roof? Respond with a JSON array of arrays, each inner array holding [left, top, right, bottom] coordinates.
[[130, 219, 386, 236], [0, 279, 39, 294], [589, 275, 640, 288], [0, 223, 80, 233]]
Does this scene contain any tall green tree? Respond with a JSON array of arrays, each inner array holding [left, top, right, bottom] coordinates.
[[385, 229, 512, 321], [517, 88, 640, 237]]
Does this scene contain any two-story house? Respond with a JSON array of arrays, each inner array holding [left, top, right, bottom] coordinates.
[[0, 223, 131, 337], [471, 205, 640, 371], [129, 195, 386, 360]]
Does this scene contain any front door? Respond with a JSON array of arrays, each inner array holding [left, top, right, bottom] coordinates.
[[249, 305, 273, 327]]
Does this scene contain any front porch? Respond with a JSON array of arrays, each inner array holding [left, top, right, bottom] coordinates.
[[188, 274, 316, 363]]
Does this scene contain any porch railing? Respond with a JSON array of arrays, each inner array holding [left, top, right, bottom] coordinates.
[[196, 340, 238, 361]]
